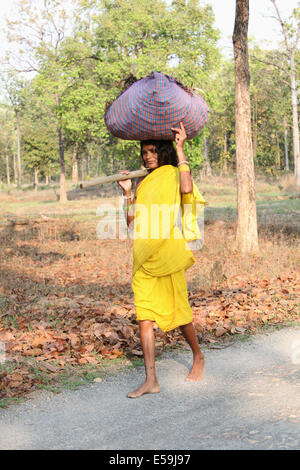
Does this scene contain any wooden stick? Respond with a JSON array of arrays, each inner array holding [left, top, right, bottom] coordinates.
[[79, 168, 149, 189]]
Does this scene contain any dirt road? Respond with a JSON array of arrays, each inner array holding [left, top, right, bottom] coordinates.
[[0, 326, 299, 450]]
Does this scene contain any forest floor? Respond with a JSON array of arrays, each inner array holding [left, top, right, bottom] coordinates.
[[0, 326, 300, 450], [0, 173, 299, 409], [0, 326, 299, 450]]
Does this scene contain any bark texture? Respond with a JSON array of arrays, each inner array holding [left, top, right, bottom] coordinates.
[[233, 0, 259, 255]]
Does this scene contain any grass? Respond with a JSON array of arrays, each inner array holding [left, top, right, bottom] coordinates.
[[0, 397, 23, 409], [256, 319, 300, 333], [1, 172, 298, 222], [0, 355, 135, 408], [204, 195, 300, 226]]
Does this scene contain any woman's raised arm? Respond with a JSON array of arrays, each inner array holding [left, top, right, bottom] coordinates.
[[171, 122, 193, 194]]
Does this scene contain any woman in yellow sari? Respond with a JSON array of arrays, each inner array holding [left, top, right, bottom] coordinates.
[[118, 123, 206, 398]]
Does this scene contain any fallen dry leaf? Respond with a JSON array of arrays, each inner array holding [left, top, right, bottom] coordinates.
[[0, 330, 15, 342], [215, 326, 227, 337], [131, 349, 143, 356], [23, 348, 43, 356], [8, 380, 23, 388], [31, 335, 47, 348]]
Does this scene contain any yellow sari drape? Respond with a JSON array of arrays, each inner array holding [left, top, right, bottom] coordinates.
[[132, 164, 206, 332]]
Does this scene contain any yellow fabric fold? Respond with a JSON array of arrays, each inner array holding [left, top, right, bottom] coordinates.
[[181, 179, 206, 242], [132, 164, 206, 277], [132, 268, 194, 332]]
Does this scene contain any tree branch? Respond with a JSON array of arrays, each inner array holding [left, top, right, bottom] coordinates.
[[84, 55, 103, 62], [250, 54, 289, 75], [270, 0, 291, 53], [293, 20, 300, 53]]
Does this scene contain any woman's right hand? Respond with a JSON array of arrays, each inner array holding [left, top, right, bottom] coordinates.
[[117, 169, 132, 194]]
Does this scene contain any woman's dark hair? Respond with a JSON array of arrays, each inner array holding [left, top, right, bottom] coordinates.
[[140, 140, 178, 168]]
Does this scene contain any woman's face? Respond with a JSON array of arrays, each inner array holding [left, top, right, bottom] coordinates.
[[141, 144, 159, 170]]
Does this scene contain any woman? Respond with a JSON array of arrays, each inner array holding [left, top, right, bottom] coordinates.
[[118, 122, 205, 399]]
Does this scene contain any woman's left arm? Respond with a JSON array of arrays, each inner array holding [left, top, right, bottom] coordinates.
[[171, 122, 193, 194]]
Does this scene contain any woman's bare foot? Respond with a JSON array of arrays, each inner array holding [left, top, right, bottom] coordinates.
[[185, 355, 205, 382], [127, 380, 160, 399]]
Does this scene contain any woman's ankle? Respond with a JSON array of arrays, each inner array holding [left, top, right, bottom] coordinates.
[[194, 351, 205, 360], [144, 365, 157, 379]]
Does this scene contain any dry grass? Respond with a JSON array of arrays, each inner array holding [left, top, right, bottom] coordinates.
[[1, 216, 298, 291], [0, 173, 299, 290], [186, 219, 300, 291]]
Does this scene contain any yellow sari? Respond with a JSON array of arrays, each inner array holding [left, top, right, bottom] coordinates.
[[132, 164, 206, 332]]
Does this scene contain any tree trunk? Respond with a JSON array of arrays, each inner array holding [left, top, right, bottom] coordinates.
[[58, 126, 67, 203], [72, 146, 78, 184], [16, 110, 22, 186], [5, 147, 10, 185], [13, 152, 17, 184], [252, 92, 257, 161], [276, 133, 281, 169], [113, 156, 118, 174], [96, 154, 100, 177], [87, 154, 90, 177], [283, 116, 289, 171], [34, 167, 38, 192], [81, 159, 84, 181], [222, 133, 228, 175], [45, 174, 49, 185], [204, 137, 212, 177], [233, 0, 259, 255], [290, 53, 300, 186], [55, 93, 67, 203]]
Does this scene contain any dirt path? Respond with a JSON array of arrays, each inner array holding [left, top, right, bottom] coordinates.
[[0, 326, 299, 450]]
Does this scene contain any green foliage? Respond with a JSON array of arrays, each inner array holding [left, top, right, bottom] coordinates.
[[0, 0, 296, 183], [23, 127, 57, 172], [19, 82, 59, 177], [184, 134, 205, 169], [249, 44, 293, 171]]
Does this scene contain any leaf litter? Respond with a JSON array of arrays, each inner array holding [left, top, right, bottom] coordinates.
[[0, 229, 299, 402]]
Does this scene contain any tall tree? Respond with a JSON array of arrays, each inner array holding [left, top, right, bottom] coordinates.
[[206, 59, 236, 173], [0, 105, 16, 186], [249, 45, 292, 172], [233, 0, 259, 255], [270, 0, 300, 185], [1, 74, 25, 186], [6, 0, 75, 202], [251, 2, 300, 185], [75, 0, 220, 169], [20, 81, 59, 182], [82, 0, 220, 85], [283, 116, 289, 171]]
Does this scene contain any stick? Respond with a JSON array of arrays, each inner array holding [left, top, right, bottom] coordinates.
[[79, 168, 149, 189]]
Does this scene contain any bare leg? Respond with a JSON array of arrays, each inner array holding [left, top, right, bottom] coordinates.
[[127, 320, 160, 398], [179, 322, 205, 381]]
